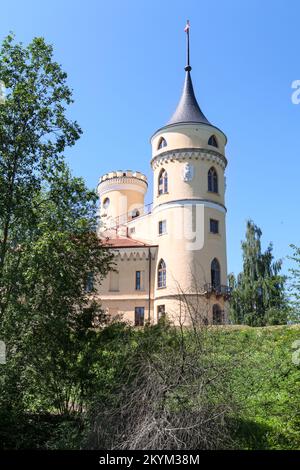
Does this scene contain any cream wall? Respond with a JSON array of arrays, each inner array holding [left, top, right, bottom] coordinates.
[[97, 120, 229, 326], [152, 157, 226, 207], [96, 246, 157, 324], [151, 123, 226, 157], [97, 172, 148, 233]]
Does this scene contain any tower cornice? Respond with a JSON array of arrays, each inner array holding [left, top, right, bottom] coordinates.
[[150, 147, 228, 170]]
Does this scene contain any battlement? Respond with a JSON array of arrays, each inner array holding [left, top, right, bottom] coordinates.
[[99, 170, 148, 185]]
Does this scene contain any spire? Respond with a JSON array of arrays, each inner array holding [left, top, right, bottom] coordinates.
[[167, 21, 211, 126]]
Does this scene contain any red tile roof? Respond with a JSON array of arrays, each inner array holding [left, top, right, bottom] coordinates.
[[101, 237, 156, 248]]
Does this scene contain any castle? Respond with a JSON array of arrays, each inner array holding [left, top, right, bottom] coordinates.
[[96, 26, 230, 326]]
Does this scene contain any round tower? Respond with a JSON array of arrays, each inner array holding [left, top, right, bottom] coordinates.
[[97, 170, 148, 236], [151, 24, 229, 324]]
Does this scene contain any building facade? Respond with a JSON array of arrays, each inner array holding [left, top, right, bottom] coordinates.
[[96, 36, 230, 326]]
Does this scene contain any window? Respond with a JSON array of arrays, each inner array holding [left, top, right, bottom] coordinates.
[[158, 220, 167, 235], [85, 272, 94, 293], [130, 227, 135, 234], [135, 307, 145, 326], [157, 305, 166, 320], [208, 167, 218, 193], [210, 219, 219, 234], [135, 271, 141, 290], [158, 169, 168, 195], [158, 259, 166, 288], [158, 137, 167, 150], [211, 258, 221, 289], [103, 197, 110, 209], [131, 209, 140, 219], [208, 135, 218, 148], [213, 304, 223, 324]]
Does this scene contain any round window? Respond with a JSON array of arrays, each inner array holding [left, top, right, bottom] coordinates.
[[103, 197, 110, 209]]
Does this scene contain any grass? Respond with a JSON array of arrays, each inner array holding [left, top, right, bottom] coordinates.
[[210, 325, 300, 449]]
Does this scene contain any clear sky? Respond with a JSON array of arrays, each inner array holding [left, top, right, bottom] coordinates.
[[0, 0, 299, 277]]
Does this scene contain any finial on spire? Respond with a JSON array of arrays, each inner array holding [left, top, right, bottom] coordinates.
[[184, 20, 191, 72]]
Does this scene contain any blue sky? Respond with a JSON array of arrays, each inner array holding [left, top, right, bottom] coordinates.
[[1, 0, 299, 277]]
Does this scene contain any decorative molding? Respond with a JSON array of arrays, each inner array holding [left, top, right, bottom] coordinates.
[[153, 198, 227, 214], [112, 247, 157, 261], [99, 182, 147, 196], [151, 148, 227, 170]]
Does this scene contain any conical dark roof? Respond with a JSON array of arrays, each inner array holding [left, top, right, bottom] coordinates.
[[167, 69, 211, 126]]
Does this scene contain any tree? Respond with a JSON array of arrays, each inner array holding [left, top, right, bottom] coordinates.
[[229, 220, 287, 326], [0, 34, 114, 427], [0, 33, 82, 316], [288, 244, 300, 322], [87, 320, 238, 450]]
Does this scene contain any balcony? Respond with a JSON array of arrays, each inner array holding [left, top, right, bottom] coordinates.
[[203, 283, 232, 300]]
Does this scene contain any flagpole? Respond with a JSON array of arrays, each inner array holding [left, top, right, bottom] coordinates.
[[185, 20, 191, 72]]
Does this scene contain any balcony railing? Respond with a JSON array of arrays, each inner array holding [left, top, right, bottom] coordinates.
[[203, 283, 232, 299]]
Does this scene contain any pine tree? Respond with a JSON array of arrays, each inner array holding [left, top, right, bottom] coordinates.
[[229, 220, 287, 326], [288, 244, 300, 322]]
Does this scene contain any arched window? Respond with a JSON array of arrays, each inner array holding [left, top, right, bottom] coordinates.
[[158, 259, 166, 288], [208, 167, 218, 193], [213, 304, 223, 325], [211, 258, 221, 289], [208, 135, 218, 148], [131, 209, 140, 219], [158, 169, 168, 195], [158, 137, 167, 150]]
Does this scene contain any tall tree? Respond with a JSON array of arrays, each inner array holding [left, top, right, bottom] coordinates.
[[288, 244, 300, 322], [0, 34, 81, 311], [0, 35, 113, 416], [229, 220, 287, 325]]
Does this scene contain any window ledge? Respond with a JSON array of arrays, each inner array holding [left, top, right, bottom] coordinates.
[[157, 286, 167, 290], [207, 190, 220, 196]]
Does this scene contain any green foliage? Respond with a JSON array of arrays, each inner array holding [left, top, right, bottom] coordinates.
[[229, 220, 288, 325], [0, 34, 113, 443], [288, 244, 300, 322]]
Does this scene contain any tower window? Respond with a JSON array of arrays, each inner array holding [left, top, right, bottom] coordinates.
[[135, 271, 143, 290], [213, 304, 223, 324], [208, 135, 218, 148], [158, 259, 166, 288], [158, 169, 168, 195], [135, 307, 145, 326], [158, 137, 167, 150], [103, 197, 110, 209], [208, 167, 218, 193], [211, 258, 221, 289], [210, 219, 219, 234], [158, 220, 167, 235], [131, 209, 140, 219]]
